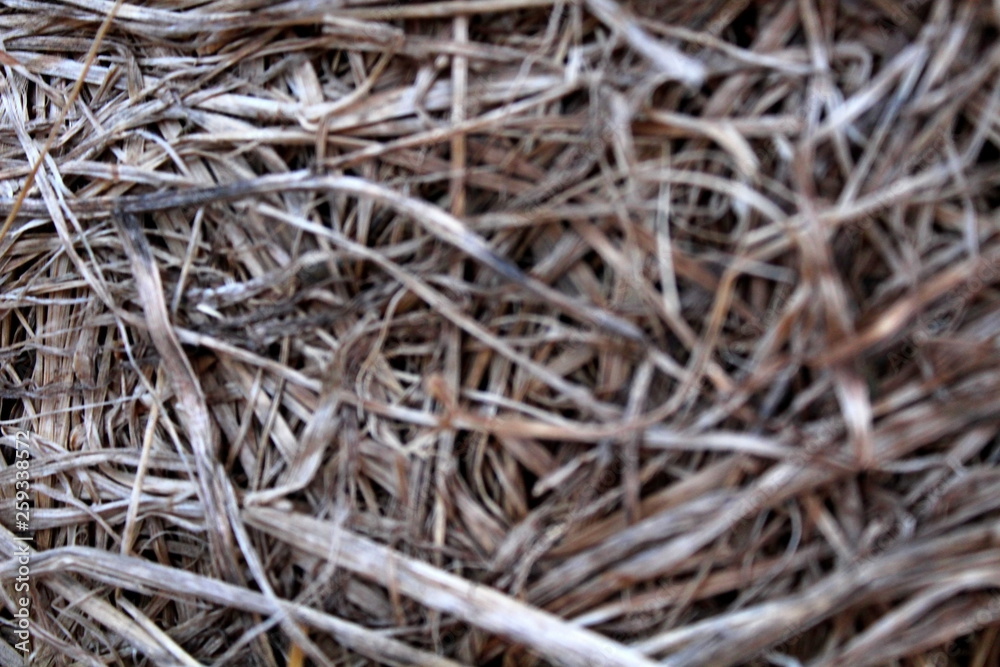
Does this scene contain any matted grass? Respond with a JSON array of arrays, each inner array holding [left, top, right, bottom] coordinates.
[[1, 1, 999, 665]]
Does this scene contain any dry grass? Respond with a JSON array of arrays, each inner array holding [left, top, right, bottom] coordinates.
[[1, 0, 1000, 665]]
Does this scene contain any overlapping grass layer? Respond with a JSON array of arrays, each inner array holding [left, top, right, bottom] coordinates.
[[1, 1, 999, 665]]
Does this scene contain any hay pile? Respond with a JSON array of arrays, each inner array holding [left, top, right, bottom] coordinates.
[[1, 0, 999, 665]]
